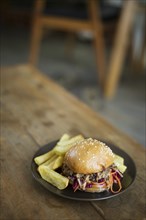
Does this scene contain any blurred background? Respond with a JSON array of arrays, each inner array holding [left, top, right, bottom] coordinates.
[[1, 0, 145, 146]]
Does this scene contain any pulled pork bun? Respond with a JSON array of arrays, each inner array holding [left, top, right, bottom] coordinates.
[[62, 138, 123, 193]]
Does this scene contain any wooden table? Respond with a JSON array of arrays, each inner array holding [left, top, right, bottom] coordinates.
[[1, 65, 145, 220]]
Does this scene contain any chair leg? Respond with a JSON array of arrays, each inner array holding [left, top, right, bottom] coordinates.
[[29, 21, 43, 65], [29, 0, 45, 65], [88, 0, 106, 91], [104, 0, 136, 99]]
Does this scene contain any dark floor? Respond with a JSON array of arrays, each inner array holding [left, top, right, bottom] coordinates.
[[1, 26, 145, 146]]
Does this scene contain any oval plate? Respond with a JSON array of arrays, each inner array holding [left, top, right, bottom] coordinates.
[[31, 140, 136, 201]]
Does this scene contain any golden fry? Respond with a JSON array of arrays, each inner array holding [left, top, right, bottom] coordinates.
[[39, 154, 58, 167], [114, 154, 127, 173], [114, 154, 124, 165], [54, 135, 84, 155], [34, 149, 55, 165], [38, 155, 63, 170], [59, 133, 70, 142], [38, 166, 69, 190], [34, 134, 70, 165], [52, 156, 64, 170], [57, 134, 84, 147]]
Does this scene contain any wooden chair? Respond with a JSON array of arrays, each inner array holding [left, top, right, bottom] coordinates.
[[29, 0, 116, 91], [29, 0, 121, 92]]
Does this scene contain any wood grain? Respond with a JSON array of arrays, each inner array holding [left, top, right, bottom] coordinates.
[[1, 65, 145, 220]]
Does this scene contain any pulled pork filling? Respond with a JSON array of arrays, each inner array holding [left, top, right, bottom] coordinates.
[[62, 164, 123, 193]]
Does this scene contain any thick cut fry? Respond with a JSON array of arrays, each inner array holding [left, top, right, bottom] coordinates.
[[117, 164, 127, 173], [54, 135, 84, 155], [39, 155, 64, 170], [34, 149, 55, 165], [57, 135, 84, 146], [34, 134, 70, 165], [59, 134, 70, 142], [114, 154, 127, 173], [114, 154, 124, 165], [38, 166, 69, 190], [38, 160, 54, 170], [39, 154, 58, 167], [52, 156, 64, 170], [53, 143, 75, 155]]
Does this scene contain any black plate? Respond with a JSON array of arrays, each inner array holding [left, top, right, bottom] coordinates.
[[31, 140, 136, 201]]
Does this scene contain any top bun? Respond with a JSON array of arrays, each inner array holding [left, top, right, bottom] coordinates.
[[64, 138, 115, 174]]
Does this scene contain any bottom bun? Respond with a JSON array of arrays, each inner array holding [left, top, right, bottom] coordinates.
[[83, 187, 107, 193], [75, 184, 109, 193]]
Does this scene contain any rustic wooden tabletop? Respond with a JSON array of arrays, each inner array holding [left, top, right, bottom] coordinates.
[[1, 65, 145, 220]]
